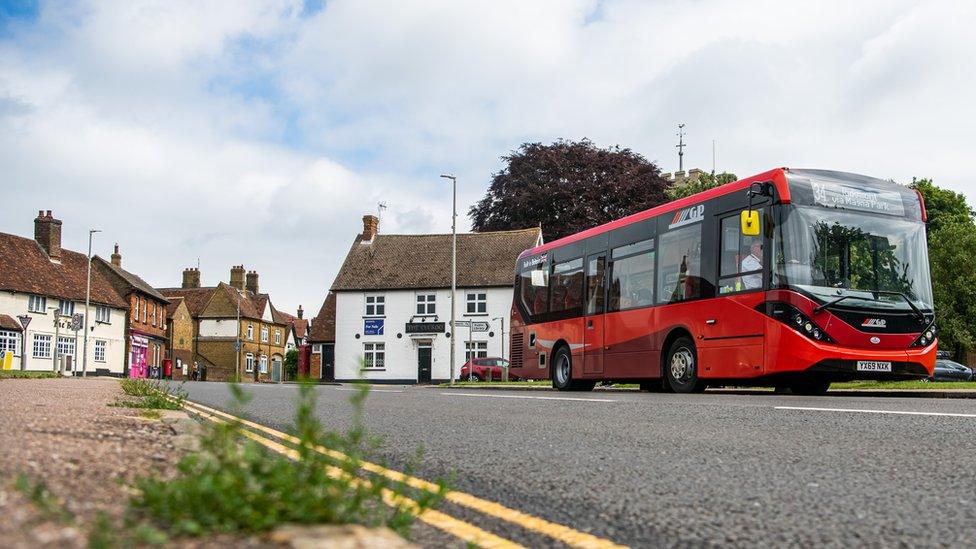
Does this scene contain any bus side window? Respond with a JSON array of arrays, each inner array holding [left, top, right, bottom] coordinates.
[[718, 210, 764, 294], [585, 255, 606, 315], [519, 259, 549, 319], [658, 225, 702, 303], [551, 258, 584, 314]]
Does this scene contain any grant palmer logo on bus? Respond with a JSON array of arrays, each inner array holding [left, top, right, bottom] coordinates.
[[668, 204, 705, 229]]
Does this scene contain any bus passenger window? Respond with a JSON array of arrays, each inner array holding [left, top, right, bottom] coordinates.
[[550, 258, 584, 314], [585, 255, 606, 315], [658, 225, 702, 303], [609, 239, 655, 311]]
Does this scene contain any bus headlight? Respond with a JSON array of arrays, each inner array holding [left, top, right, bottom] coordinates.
[[767, 302, 834, 343], [912, 324, 937, 348]]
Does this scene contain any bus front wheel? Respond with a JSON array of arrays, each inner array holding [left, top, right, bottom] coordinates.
[[551, 347, 594, 392], [665, 336, 705, 393]]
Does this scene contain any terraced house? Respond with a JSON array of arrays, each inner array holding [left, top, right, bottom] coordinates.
[[158, 266, 290, 382], [93, 244, 169, 378], [0, 211, 129, 374]]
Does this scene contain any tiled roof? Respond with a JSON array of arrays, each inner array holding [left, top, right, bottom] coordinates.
[[164, 296, 185, 316], [0, 314, 23, 331], [94, 256, 169, 303], [157, 286, 218, 317], [273, 307, 310, 340], [330, 228, 542, 291], [0, 232, 129, 309], [308, 292, 335, 343]]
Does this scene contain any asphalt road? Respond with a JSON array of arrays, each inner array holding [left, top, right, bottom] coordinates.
[[178, 382, 976, 548]]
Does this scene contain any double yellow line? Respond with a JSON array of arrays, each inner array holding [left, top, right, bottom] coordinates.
[[181, 399, 627, 549]]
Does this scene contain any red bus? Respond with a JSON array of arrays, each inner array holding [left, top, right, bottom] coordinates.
[[508, 168, 937, 394]]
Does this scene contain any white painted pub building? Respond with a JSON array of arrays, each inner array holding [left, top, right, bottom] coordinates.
[[0, 211, 129, 374], [329, 215, 542, 383]]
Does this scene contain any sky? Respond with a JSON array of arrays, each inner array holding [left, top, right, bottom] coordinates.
[[1, 0, 974, 315]]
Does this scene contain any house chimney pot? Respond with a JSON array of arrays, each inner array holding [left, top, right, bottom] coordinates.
[[111, 243, 122, 267], [362, 214, 379, 242], [230, 265, 246, 290], [297, 305, 304, 319], [34, 210, 62, 260], [182, 267, 201, 288], [245, 270, 259, 294]]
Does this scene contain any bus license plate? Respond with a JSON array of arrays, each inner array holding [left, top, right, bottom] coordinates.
[[857, 361, 892, 372]]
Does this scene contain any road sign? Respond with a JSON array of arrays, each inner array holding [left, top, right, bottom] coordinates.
[[453, 320, 470, 328], [234, 340, 241, 351], [470, 321, 490, 332], [17, 315, 31, 331]]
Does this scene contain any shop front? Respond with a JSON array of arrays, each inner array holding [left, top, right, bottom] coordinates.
[[129, 334, 149, 378]]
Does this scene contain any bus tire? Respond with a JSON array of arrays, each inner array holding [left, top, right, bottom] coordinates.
[[665, 336, 703, 393], [789, 378, 831, 396], [551, 346, 594, 391]]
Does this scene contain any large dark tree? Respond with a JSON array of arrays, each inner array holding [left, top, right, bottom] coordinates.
[[469, 139, 669, 241]]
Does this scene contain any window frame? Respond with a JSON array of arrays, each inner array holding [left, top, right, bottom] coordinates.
[[94, 340, 107, 362], [260, 326, 269, 343], [245, 352, 255, 373], [657, 222, 704, 305], [59, 299, 74, 317], [717, 210, 766, 295], [57, 336, 76, 357], [246, 324, 254, 340], [416, 293, 437, 315], [32, 334, 52, 359], [465, 292, 488, 315], [259, 355, 268, 374], [28, 294, 47, 313], [607, 239, 657, 313], [365, 295, 386, 317], [363, 342, 385, 369], [95, 306, 111, 323], [274, 329, 281, 345], [0, 330, 20, 356], [464, 340, 489, 361], [548, 257, 585, 319]]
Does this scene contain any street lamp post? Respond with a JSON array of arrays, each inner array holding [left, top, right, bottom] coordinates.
[[82, 229, 101, 378], [440, 174, 457, 385], [493, 316, 507, 382]]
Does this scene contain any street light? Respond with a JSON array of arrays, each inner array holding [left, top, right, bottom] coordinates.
[[82, 229, 101, 378], [440, 174, 457, 386], [493, 316, 507, 382]]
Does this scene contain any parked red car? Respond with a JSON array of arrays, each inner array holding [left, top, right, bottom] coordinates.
[[459, 358, 517, 381]]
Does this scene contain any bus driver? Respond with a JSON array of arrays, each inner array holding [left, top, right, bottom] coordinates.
[[741, 241, 762, 289]]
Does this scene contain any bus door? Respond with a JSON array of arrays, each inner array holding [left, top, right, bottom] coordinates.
[[583, 253, 606, 374], [699, 207, 768, 378]]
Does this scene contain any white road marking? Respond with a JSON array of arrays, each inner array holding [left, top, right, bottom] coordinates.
[[776, 406, 976, 418], [442, 392, 616, 403], [335, 387, 404, 393]]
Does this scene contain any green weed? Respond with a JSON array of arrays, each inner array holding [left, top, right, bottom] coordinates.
[[112, 379, 186, 410]]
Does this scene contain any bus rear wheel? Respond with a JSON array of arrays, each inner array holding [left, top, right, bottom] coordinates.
[[551, 346, 594, 392], [665, 336, 705, 393]]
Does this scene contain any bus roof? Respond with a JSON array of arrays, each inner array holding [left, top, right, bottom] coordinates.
[[519, 167, 791, 260]]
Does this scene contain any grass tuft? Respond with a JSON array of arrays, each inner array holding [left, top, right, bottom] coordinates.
[[0, 370, 59, 380], [112, 379, 186, 410]]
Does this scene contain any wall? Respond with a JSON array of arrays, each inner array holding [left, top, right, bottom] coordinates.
[[334, 287, 513, 383], [199, 319, 239, 338], [0, 291, 127, 374]]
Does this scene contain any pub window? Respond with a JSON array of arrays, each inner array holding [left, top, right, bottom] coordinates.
[[94, 340, 106, 362], [28, 294, 47, 313], [364, 343, 385, 369], [416, 293, 436, 315], [518, 256, 549, 318], [365, 295, 385, 316], [585, 255, 606, 315], [465, 341, 488, 361], [658, 224, 703, 304], [466, 292, 487, 314], [59, 299, 75, 316], [718, 211, 764, 294], [33, 334, 52, 359], [0, 330, 20, 356], [549, 258, 584, 314], [609, 239, 656, 311]]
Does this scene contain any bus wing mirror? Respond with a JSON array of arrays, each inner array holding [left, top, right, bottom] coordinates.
[[741, 210, 761, 236]]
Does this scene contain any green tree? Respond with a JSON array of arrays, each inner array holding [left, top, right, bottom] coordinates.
[[469, 139, 669, 241], [913, 178, 976, 358], [912, 177, 974, 235], [284, 349, 299, 380], [664, 172, 737, 201]]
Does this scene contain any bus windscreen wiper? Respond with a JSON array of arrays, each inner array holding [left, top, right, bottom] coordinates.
[[871, 290, 927, 323], [812, 295, 853, 315]]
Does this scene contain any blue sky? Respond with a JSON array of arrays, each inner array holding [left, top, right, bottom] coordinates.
[[1, 0, 973, 314]]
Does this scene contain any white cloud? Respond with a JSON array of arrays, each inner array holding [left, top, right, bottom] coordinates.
[[1, 0, 974, 313]]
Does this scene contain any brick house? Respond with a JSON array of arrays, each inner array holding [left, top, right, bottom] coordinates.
[[0, 211, 129, 375], [308, 292, 336, 380], [165, 296, 194, 379], [326, 214, 542, 383], [158, 266, 290, 382], [93, 244, 170, 378]]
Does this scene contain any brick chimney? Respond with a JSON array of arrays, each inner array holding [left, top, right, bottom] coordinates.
[[245, 270, 259, 294], [297, 305, 304, 319], [362, 214, 379, 242], [111, 243, 122, 268], [34, 210, 62, 260], [230, 265, 246, 291], [182, 267, 200, 289]]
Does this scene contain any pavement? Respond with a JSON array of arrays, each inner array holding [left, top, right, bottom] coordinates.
[[178, 381, 976, 548]]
